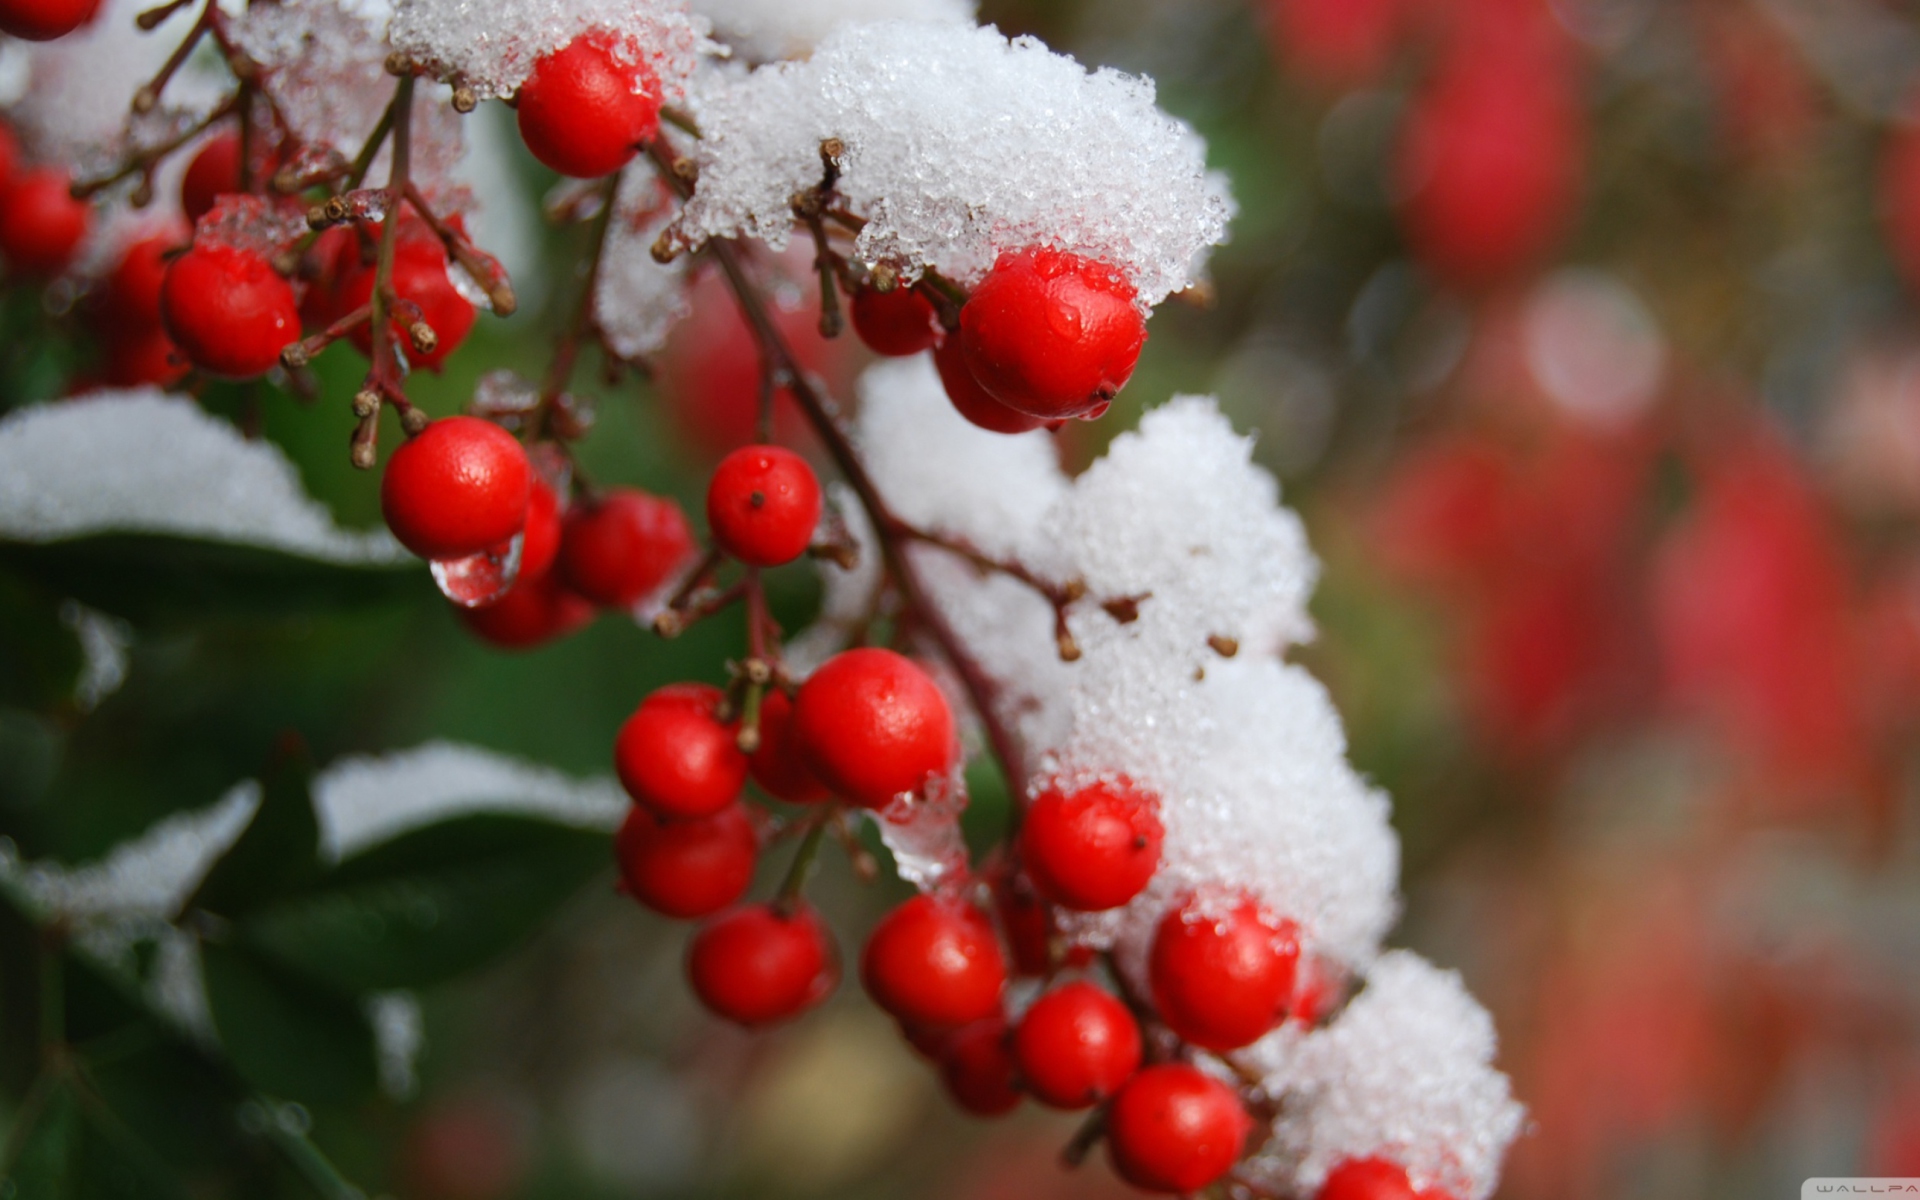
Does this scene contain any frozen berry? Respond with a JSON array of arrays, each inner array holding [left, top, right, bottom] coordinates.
[[1020, 778, 1163, 911], [934, 333, 1046, 434], [958, 247, 1145, 421], [160, 242, 301, 379], [516, 33, 661, 178], [558, 487, 694, 609], [1012, 981, 1141, 1109], [380, 416, 532, 560], [0, 125, 17, 191], [1149, 897, 1300, 1051], [340, 225, 475, 371], [0, 0, 100, 41], [686, 903, 837, 1026], [792, 648, 955, 809], [861, 895, 1006, 1028], [940, 1017, 1022, 1117], [1105, 1064, 1252, 1193], [1317, 1157, 1456, 1200], [747, 688, 831, 804], [458, 574, 594, 649], [615, 801, 758, 919], [706, 444, 822, 567], [0, 168, 90, 278], [850, 283, 940, 357], [614, 683, 747, 818], [181, 131, 240, 223]]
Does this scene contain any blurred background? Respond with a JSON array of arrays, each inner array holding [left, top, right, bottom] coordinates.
[[7, 0, 1920, 1197]]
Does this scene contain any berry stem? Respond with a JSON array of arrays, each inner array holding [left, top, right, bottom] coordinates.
[[351, 72, 415, 467], [888, 521, 1089, 661], [404, 181, 518, 317], [528, 174, 617, 440], [73, 93, 239, 199], [1060, 1105, 1107, 1167], [344, 94, 397, 192], [773, 813, 832, 914], [130, 0, 213, 114]]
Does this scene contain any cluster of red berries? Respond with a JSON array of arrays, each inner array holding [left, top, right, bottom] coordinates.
[[375, 414, 700, 646], [846, 245, 1149, 433]]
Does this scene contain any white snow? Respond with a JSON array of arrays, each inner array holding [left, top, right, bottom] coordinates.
[[675, 21, 1233, 307], [694, 0, 973, 63], [388, 0, 712, 102], [0, 390, 409, 564], [1244, 951, 1527, 1200], [593, 163, 693, 359], [840, 363, 1395, 972]]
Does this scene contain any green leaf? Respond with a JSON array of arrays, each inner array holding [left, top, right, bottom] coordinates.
[[0, 536, 425, 628], [187, 736, 323, 918], [237, 813, 611, 992], [199, 941, 378, 1107]]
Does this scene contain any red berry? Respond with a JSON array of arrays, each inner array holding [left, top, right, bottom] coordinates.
[[458, 573, 594, 649], [516, 34, 661, 178], [160, 242, 301, 379], [957, 248, 1145, 421], [101, 326, 186, 388], [0, 0, 100, 41], [181, 131, 240, 223], [933, 333, 1047, 434], [614, 802, 758, 919], [1318, 1157, 1457, 1200], [861, 895, 1006, 1027], [558, 487, 695, 609], [380, 416, 532, 560], [1149, 897, 1300, 1051], [747, 688, 831, 804], [686, 903, 837, 1026], [940, 1018, 1022, 1117], [1020, 778, 1163, 911], [1393, 55, 1583, 286], [300, 224, 364, 329], [340, 226, 475, 371], [706, 444, 822, 567], [1105, 1064, 1252, 1194], [986, 856, 1055, 976], [518, 476, 563, 582], [98, 231, 182, 329], [792, 647, 955, 809], [1012, 981, 1141, 1109], [850, 283, 940, 357], [614, 683, 748, 818], [0, 168, 90, 278]]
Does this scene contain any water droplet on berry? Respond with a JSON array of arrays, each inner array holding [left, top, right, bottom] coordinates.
[[431, 532, 526, 607]]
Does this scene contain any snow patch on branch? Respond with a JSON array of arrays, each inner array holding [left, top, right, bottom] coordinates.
[[678, 21, 1233, 307]]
